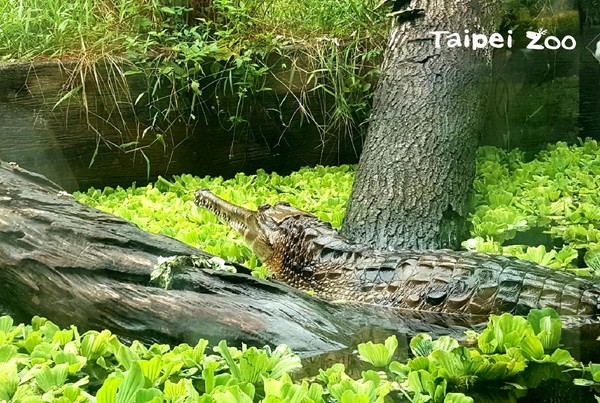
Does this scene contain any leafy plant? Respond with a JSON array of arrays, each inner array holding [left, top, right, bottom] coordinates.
[[465, 139, 600, 275], [1, 310, 598, 402], [76, 140, 600, 279], [0, 315, 305, 402], [75, 165, 355, 277], [357, 335, 398, 367], [390, 309, 580, 402], [1, 0, 386, 171]]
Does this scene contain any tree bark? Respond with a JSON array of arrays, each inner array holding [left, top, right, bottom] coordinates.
[[0, 160, 479, 357], [342, 0, 500, 250]]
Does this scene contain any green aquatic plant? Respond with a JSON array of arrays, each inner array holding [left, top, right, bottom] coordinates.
[[0, 315, 304, 402], [390, 309, 580, 402], [76, 140, 600, 277], [0, 310, 597, 402], [357, 335, 398, 367], [75, 165, 355, 277], [466, 139, 600, 275]]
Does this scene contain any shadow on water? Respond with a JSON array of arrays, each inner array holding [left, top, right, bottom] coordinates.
[[296, 317, 600, 402]]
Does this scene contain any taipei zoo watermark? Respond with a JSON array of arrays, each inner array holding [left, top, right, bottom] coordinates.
[[430, 29, 600, 62], [430, 29, 576, 51]]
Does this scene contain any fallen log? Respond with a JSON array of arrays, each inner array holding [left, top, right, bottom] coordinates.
[[0, 160, 487, 358]]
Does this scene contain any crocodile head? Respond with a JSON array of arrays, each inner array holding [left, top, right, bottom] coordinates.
[[194, 189, 314, 266]]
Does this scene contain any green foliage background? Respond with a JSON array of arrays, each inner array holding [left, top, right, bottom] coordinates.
[[1, 308, 597, 402], [75, 140, 600, 278], [0, 0, 386, 160], [468, 140, 600, 275]]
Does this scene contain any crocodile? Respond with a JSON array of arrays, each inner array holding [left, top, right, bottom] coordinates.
[[194, 189, 600, 317]]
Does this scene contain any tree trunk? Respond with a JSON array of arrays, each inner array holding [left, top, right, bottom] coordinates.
[[0, 160, 479, 357], [342, 0, 500, 250]]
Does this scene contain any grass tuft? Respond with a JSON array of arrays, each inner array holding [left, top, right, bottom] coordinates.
[[0, 0, 159, 61], [0, 0, 388, 169]]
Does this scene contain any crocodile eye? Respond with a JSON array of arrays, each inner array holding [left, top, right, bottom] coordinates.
[[276, 201, 291, 207], [258, 203, 272, 211]]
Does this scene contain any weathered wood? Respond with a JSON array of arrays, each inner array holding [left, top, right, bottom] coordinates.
[[2, 161, 600, 361], [0, 160, 484, 357]]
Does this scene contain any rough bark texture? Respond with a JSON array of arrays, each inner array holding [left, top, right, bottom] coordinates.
[[0, 160, 484, 357], [342, 0, 500, 250]]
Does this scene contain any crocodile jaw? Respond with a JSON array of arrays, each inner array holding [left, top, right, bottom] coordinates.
[[194, 189, 274, 262]]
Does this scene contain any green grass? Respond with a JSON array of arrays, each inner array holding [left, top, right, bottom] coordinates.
[[0, 0, 158, 61], [0, 0, 387, 165], [0, 0, 386, 61], [249, 0, 386, 39]]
